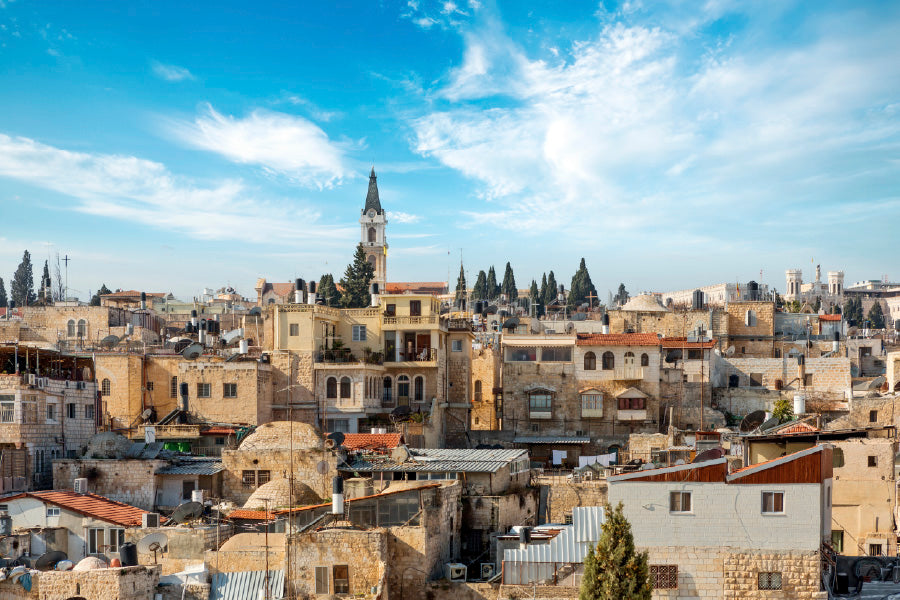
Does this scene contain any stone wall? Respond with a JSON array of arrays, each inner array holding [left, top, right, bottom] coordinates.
[[713, 356, 851, 394], [538, 478, 607, 524], [0, 565, 161, 600], [470, 347, 500, 430], [287, 529, 387, 599], [220, 447, 336, 505], [53, 458, 166, 510]]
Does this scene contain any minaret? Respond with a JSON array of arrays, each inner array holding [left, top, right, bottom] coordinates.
[[360, 168, 387, 295]]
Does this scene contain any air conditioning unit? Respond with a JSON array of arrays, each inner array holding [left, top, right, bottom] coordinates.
[[28, 374, 36, 386], [73, 478, 89, 494], [142, 512, 160, 528], [37, 378, 46, 389], [481, 563, 495, 579], [444, 563, 467, 582], [76, 381, 85, 390]]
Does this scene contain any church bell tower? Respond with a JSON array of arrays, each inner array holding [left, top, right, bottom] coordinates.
[[360, 168, 387, 295]]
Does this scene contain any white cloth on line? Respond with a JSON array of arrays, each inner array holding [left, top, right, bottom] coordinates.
[[551, 449, 567, 465]]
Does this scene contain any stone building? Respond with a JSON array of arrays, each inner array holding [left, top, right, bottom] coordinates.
[[657, 281, 771, 308], [784, 266, 845, 310], [0, 565, 160, 600], [608, 446, 833, 599], [470, 345, 501, 430]]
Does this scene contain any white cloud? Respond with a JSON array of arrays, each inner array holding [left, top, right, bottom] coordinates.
[[410, 5, 900, 236], [0, 133, 354, 245], [151, 61, 195, 82], [388, 211, 422, 224], [166, 104, 351, 188]]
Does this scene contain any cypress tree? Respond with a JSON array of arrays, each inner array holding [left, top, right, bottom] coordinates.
[[868, 302, 885, 329], [90, 284, 112, 306], [10, 250, 35, 307], [569, 257, 598, 309], [318, 274, 339, 306], [614, 283, 630, 307], [339, 244, 375, 308], [529, 280, 542, 317], [472, 270, 488, 301], [40, 260, 52, 304], [544, 271, 558, 308], [0, 277, 6, 308], [455, 264, 467, 305], [539, 273, 548, 310], [486, 266, 498, 301], [579, 502, 651, 600], [501, 262, 517, 302]]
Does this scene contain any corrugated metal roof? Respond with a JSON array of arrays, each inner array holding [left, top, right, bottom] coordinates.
[[410, 448, 528, 461], [210, 570, 283, 600], [157, 459, 224, 476], [343, 448, 528, 473], [512, 436, 590, 444], [504, 506, 605, 564]]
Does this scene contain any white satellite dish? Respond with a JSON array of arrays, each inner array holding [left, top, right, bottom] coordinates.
[[725, 345, 735, 356], [137, 532, 168, 564]]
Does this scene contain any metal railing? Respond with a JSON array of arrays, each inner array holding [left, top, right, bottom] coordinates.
[[385, 347, 437, 362]]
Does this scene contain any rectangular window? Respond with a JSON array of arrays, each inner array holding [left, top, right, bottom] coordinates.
[[869, 544, 883, 556], [687, 349, 702, 360], [170, 377, 178, 399], [182, 480, 196, 500], [540, 347, 572, 362], [88, 527, 105, 555], [506, 347, 537, 362], [257, 470, 271, 486], [46, 507, 60, 517], [758, 572, 782, 590], [749, 373, 763, 387], [108, 528, 125, 553], [223, 383, 237, 398], [215, 437, 225, 445], [0, 398, 14, 423], [196, 383, 211, 398], [352, 325, 366, 342], [669, 491, 691, 513], [146, 381, 154, 391], [581, 394, 603, 417], [242, 470, 271, 489], [67, 403, 76, 419], [289, 323, 299, 336], [529, 393, 552, 413], [385, 304, 396, 316], [315, 566, 329, 594], [870, 410, 878, 423], [564, 513, 573, 525], [831, 530, 844, 554], [326, 419, 350, 433], [333, 565, 350, 594], [47, 404, 56, 422], [618, 397, 646, 410], [452, 339, 463, 352], [761, 491, 784, 514], [650, 565, 678, 589], [85, 404, 95, 420], [803, 373, 813, 386], [868, 456, 877, 467], [409, 301, 421, 316]]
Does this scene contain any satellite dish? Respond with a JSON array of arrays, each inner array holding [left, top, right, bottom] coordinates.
[[169, 501, 203, 524], [759, 417, 780, 432], [137, 532, 169, 563], [248, 307, 262, 316], [140, 408, 153, 422], [225, 353, 242, 363], [181, 343, 203, 360], [34, 551, 67, 571], [390, 406, 411, 420], [99, 335, 120, 348], [664, 350, 682, 363], [173, 339, 193, 353], [327, 431, 345, 447], [692, 448, 725, 463], [739, 410, 766, 433], [315, 460, 330, 475], [55, 560, 74, 571], [725, 345, 735, 356]]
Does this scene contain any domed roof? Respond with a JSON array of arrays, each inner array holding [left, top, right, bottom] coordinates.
[[73, 556, 107, 571], [620, 294, 669, 313], [242, 478, 321, 510], [239, 421, 324, 451], [83, 432, 132, 459]]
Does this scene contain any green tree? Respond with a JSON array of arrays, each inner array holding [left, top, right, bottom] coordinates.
[[454, 264, 467, 305], [868, 301, 885, 329], [544, 271, 558, 308], [339, 244, 375, 308], [472, 270, 488, 301], [39, 260, 52, 304], [10, 250, 35, 307], [0, 277, 6, 308], [318, 274, 339, 306], [772, 396, 794, 423], [580, 502, 651, 600], [501, 262, 517, 303], [613, 283, 629, 307], [486, 266, 499, 301], [569, 257, 598, 309], [529, 280, 543, 317], [812, 296, 821, 313], [89, 284, 112, 307], [843, 297, 863, 325]]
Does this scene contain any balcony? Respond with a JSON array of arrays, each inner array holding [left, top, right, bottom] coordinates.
[[613, 366, 644, 380], [529, 409, 552, 420], [315, 348, 384, 366], [382, 315, 439, 327], [384, 347, 437, 364]]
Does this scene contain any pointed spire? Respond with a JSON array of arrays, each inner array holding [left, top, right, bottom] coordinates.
[[364, 167, 383, 214]]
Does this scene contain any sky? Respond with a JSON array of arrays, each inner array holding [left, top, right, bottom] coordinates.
[[0, 0, 898, 302]]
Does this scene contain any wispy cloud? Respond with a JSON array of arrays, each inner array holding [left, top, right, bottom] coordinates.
[[165, 104, 352, 188], [0, 133, 355, 245], [388, 211, 422, 224], [280, 93, 343, 122], [151, 61, 195, 82], [401, 0, 478, 30]]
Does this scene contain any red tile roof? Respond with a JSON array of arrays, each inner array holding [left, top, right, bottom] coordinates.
[[100, 290, 166, 298], [575, 333, 660, 347], [819, 314, 842, 321], [340, 433, 403, 451], [4, 491, 158, 527], [384, 282, 447, 295], [776, 422, 820, 434], [228, 509, 274, 520], [274, 483, 443, 515], [202, 426, 236, 435], [660, 337, 717, 349]]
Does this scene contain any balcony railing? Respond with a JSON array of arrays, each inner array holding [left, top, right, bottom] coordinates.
[[384, 348, 437, 363], [382, 315, 438, 326], [316, 348, 384, 365], [613, 366, 644, 380], [129, 424, 201, 440]]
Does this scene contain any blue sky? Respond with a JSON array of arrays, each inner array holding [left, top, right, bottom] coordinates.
[[1, 0, 898, 301]]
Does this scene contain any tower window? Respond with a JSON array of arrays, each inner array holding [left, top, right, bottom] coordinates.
[[368, 227, 376, 243]]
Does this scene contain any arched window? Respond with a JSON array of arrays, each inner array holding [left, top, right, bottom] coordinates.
[[101, 378, 111, 396], [67, 320, 75, 337], [397, 375, 410, 400], [368, 254, 377, 271], [326, 377, 337, 399], [77, 319, 86, 337], [340, 376, 351, 399], [474, 380, 482, 402], [584, 351, 596, 370], [624, 351, 635, 366], [382, 376, 393, 404], [745, 309, 757, 327], [368, 227, 377, 243], [640, 353, 649, 367], [602, 352, 615, 370], [414, 376, 424, 402]]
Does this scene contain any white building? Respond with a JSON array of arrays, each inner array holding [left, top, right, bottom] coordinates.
[[784, 265, 844, 308], [656, 282, 770, 308]]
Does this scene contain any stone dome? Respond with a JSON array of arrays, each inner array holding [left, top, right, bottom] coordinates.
[[83, 432, 132, 459], [238, 421, 324, 451], [73, 556, 107, 571], [620, 294, 669, 313], [242, 478, 322, 510]]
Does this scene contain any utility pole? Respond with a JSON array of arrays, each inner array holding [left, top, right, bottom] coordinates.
[[62, 254, 70, 304]]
